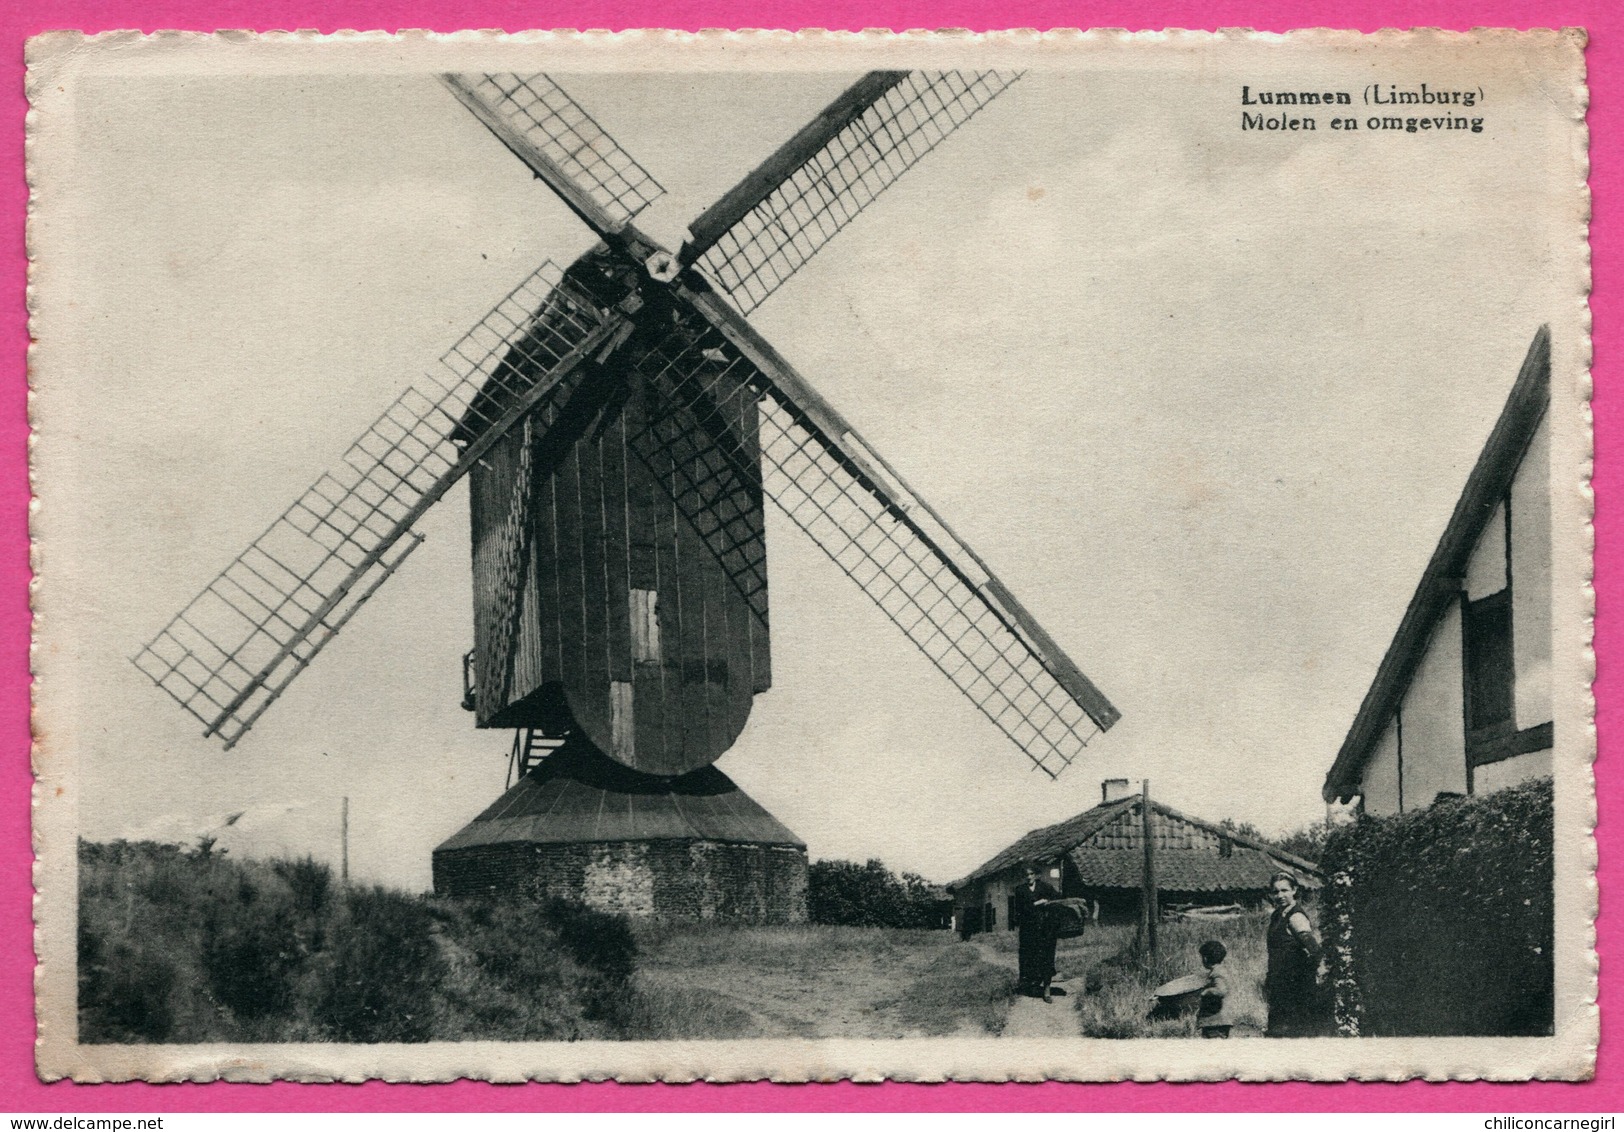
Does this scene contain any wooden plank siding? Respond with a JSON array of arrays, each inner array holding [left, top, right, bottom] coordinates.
[[602, 415, 633, 684], [468, 360, 769, 776], [625, 389, 669, 770], [577, 427, 612, 727]]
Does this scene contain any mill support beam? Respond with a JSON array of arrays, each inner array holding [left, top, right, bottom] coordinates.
[[681, 71, 911, 263]]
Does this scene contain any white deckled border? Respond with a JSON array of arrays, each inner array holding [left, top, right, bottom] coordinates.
[[27, 25, 1594, 1084]]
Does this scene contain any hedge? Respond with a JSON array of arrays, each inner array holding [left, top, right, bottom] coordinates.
[[808, 859, 949, 929], [1321, 776, 1553, 1037]]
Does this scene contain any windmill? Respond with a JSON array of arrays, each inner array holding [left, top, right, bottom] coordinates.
[[133, 71, 1122, 921]]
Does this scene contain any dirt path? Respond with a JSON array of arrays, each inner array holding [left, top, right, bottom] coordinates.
[[636, 928, 965, 1039], [643, 946, 925, 1038], [1001, 993, 1079, 1037], [635, 926, 1118, 1040], [968, 938, 1081, 1038]]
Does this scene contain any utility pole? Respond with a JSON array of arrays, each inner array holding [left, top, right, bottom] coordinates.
[[1140, 779, 1158, 957], [341, 795, 350, 886]]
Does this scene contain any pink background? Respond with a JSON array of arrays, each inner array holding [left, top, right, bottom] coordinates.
[[2, 0, 1614, 1111]]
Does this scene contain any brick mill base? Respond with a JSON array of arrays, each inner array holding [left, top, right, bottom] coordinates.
[[431, 739, 808, 923], [434, 838, 807, 922]]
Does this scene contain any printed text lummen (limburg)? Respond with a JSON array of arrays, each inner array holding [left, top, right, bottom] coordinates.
[[1241, 85, 1485, 134]]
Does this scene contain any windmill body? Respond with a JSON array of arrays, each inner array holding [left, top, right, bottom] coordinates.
[[135, 71, 1122, 923], [461, 246, 770, 772], [437, 245, 799, 920]]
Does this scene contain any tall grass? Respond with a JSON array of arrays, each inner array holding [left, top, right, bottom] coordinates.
[[78, 840, 636, 1043], [1074, 913, 1271, 1038]]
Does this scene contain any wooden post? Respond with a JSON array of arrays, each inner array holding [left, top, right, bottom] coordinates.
[[1141, 780, 1158, 957], [341, 795, 350, 886]]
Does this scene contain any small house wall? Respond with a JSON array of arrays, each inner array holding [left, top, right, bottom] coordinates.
[[1474, 747, 1553, 795], [1355, 415, 1552, 817], [1511, 417, 1552, 728], [983, 874, 1014, 931], [1399, 600, 1468, 808], [952, 814, 1314, 936], [1362, 718, 1403, 815], [953, 862, 1065, 935]]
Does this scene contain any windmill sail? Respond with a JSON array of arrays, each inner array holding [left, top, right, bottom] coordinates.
[[133, 262, 619, 747], [648, 291, 1119, 779], [439, 69, 1116, 776], [140, 71, 1118, 770], [441, 73, 666, 238], [681, 71, 1022, 313]]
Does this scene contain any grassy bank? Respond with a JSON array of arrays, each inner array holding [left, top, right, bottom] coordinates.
[[1074, 913, 1272, 1038], [79, 840, 637, 1043]]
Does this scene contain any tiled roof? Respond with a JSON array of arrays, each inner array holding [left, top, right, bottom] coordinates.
[[951, 796, 1321, 891], [1066, 845, 1312, 892], [952, 799, 1136, 888]]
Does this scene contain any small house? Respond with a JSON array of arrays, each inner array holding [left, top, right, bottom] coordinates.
[[949, 779, 1321, 935], [1322, 327, 1553, 813]]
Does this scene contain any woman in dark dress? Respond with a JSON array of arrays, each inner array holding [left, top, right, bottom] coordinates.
[[1264, 871, 1325, 1037], [1013, 861, 1062, 1002]]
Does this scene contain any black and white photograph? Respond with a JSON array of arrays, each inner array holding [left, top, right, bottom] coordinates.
[[26, 29, 1592, 1081]]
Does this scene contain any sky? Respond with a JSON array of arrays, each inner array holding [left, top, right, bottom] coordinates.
[[41, 42, 1577, 891]]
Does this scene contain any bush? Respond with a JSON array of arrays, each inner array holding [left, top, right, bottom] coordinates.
[[1321, 776, 1553, 1036], [428, 897, 599, 1040], [273, 856, 334, 919], [312, 887, 444, 1043], [200, 874, 303, 1022], [1218, 818, 1326, 865], [543, 898, 637, 986], [808, 859, 945, 928], [78, 925, 180, 1042], [541, 898, 637, 1024], [77, 840, 634, 1044]]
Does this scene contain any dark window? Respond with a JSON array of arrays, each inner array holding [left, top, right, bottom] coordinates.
[[985, 902, 996, 930], [1464, 589, 1515, 743], [1219, 836, 1233, 859]]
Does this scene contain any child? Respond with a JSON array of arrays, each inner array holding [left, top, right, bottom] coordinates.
[[1198, 940, 1232, 1039]]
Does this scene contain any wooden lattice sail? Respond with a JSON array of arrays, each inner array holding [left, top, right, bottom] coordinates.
[[136, 70, 1120, 783]]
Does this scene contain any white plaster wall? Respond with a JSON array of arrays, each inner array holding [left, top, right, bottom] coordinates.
[[1465, 502, 1508, 599], [1511, 416, 1553, 728], [1400, 599, 1468, 807], [984, 877, 1012, 930], [1474, 749, 1554, 795], [1360, 715, 1403, 816]]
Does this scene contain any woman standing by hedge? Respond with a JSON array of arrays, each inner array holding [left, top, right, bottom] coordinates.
[[1265, 871, 1325, 1037]]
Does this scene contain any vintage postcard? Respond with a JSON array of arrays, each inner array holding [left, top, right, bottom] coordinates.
[[27, 28, 1592, 1082]]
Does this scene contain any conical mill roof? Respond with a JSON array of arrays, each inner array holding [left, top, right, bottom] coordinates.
[[435, 740, 804, 853]]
